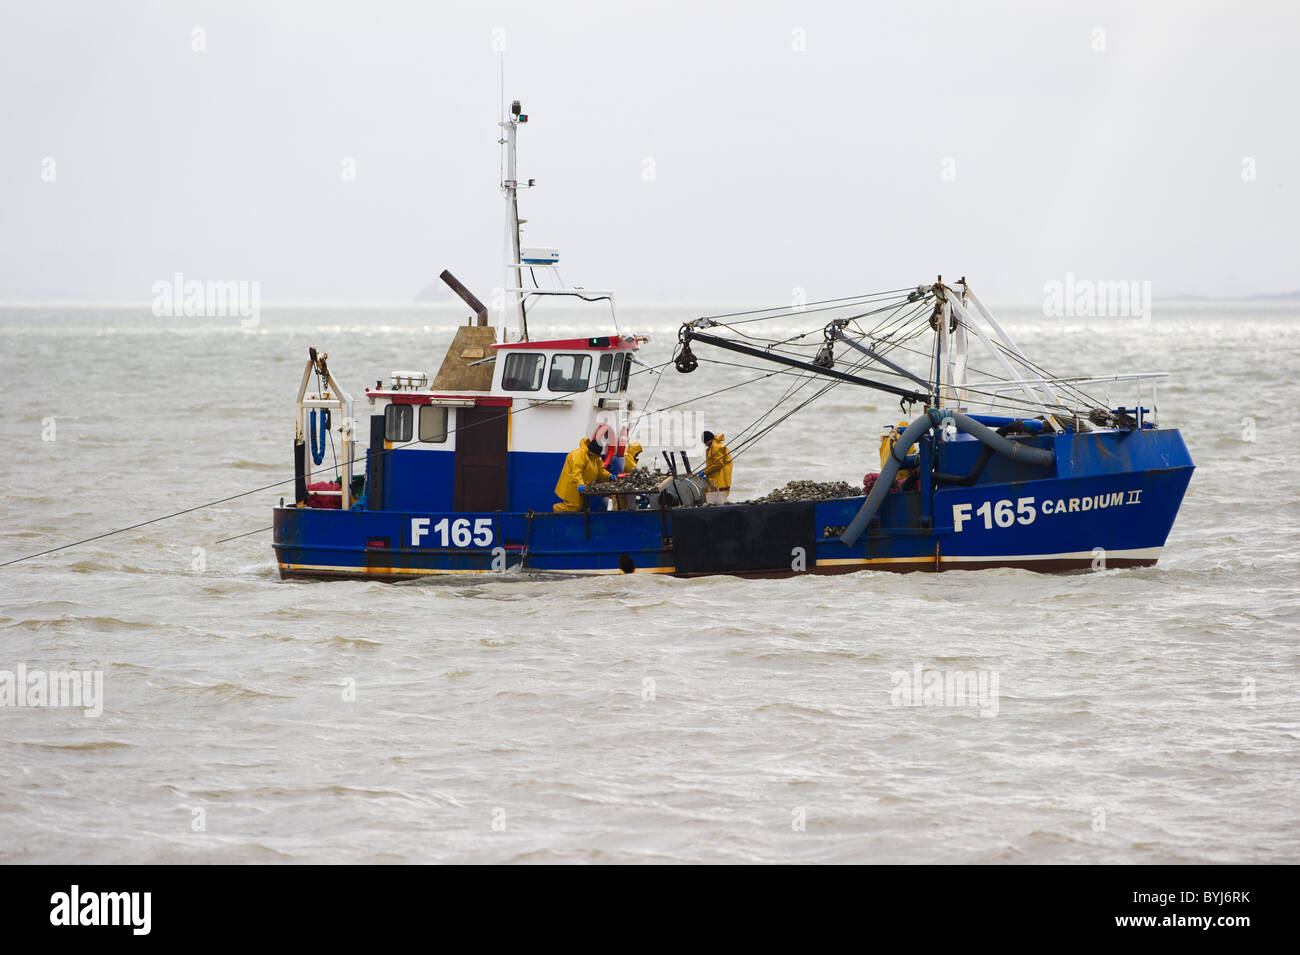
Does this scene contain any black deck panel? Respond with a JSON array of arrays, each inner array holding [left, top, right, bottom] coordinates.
[[671, 501, 815, 574]]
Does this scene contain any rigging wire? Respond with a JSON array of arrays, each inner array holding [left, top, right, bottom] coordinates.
[[214, 525, 274, 544], [721, 302, 936, 449], [683, 298, 935, 459], [729, 348, 883, 459], [706, 295, 921, 347], [626, 360, 663, 440], [695, 288, 920, 323]]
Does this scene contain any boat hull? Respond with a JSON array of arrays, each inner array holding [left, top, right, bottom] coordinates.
[[273, 428, 1194, 579]]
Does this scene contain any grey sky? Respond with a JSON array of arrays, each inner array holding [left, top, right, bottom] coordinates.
[[1, 0, 1296, 304]]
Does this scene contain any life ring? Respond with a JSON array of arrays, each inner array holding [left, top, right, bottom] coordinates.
[[592, 423, 616, 468]]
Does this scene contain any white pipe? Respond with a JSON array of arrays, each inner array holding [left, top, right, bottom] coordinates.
[[949, 300, 968, 406], [963, 286, 1061, 407], [946, 295, 1053, 415], [964, 373, 1169, 387]]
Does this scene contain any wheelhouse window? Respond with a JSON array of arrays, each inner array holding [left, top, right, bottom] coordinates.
[[605, 352, 626, 392], [501, 352, 545, 391], [419, 405, 448, 443], [596, 352, 628, 393], [548, 353, 592, 393], [384, 404, 413, 442]]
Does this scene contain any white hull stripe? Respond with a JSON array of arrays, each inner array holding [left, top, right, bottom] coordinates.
[[280, 545, 1161, 578], [938, 546, 1162, 563], [814, 546, 1163, 567]]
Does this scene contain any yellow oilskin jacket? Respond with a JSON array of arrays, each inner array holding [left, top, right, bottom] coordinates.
[[624, 442, 643, 472], [553, 438, 612, 512], [879, 421, 917, 480], [702, 435, 733, 490]]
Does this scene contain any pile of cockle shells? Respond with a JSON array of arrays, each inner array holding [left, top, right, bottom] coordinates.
[[586, 467, 665, 494], [748, 480, 862, 503]]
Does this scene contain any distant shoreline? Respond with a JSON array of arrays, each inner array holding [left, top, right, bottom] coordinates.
[[2, 295, 1299, 309]]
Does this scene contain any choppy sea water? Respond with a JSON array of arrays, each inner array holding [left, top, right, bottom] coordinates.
[[1, 302, 1297, 864]]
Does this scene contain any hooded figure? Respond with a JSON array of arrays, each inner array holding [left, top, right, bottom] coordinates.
[[701, 431, 733, 504], [879, 421, 917, 488], [553, 437, 612, 513], [623, 442, 643, 472]]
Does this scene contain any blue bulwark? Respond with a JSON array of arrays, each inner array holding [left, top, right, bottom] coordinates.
[[382, 448, 455, 512], [508, 450, 568, 511]]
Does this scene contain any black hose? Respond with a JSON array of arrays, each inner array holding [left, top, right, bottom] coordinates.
[[931, 443, 998, 487], [931, 423, 1032, 486]]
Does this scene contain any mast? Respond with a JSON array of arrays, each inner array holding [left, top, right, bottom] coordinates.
[[500, 99, 528, 340], [930, 277, 968, 409], [933, 280, 946, 408]]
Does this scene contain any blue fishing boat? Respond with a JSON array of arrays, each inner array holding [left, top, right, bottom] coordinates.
[[272, 99, 1194, 579]]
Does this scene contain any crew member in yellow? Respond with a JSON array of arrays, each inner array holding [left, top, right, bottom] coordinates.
[[700, 431, 733, 505], [553, 437, 612, 513], [623, 442, 643, 472], [879, 421, 918, 487]]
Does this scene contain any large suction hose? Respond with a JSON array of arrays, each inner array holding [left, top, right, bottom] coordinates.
[[839, 409, 1056, 547], [839, 413, 934, 547], [949, 412, 1055, 468]]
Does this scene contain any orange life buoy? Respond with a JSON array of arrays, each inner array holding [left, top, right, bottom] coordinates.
[[593, 423, 616, 468]]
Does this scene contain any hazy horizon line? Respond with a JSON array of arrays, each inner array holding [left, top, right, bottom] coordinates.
[[2, 294, 1299, 309]]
